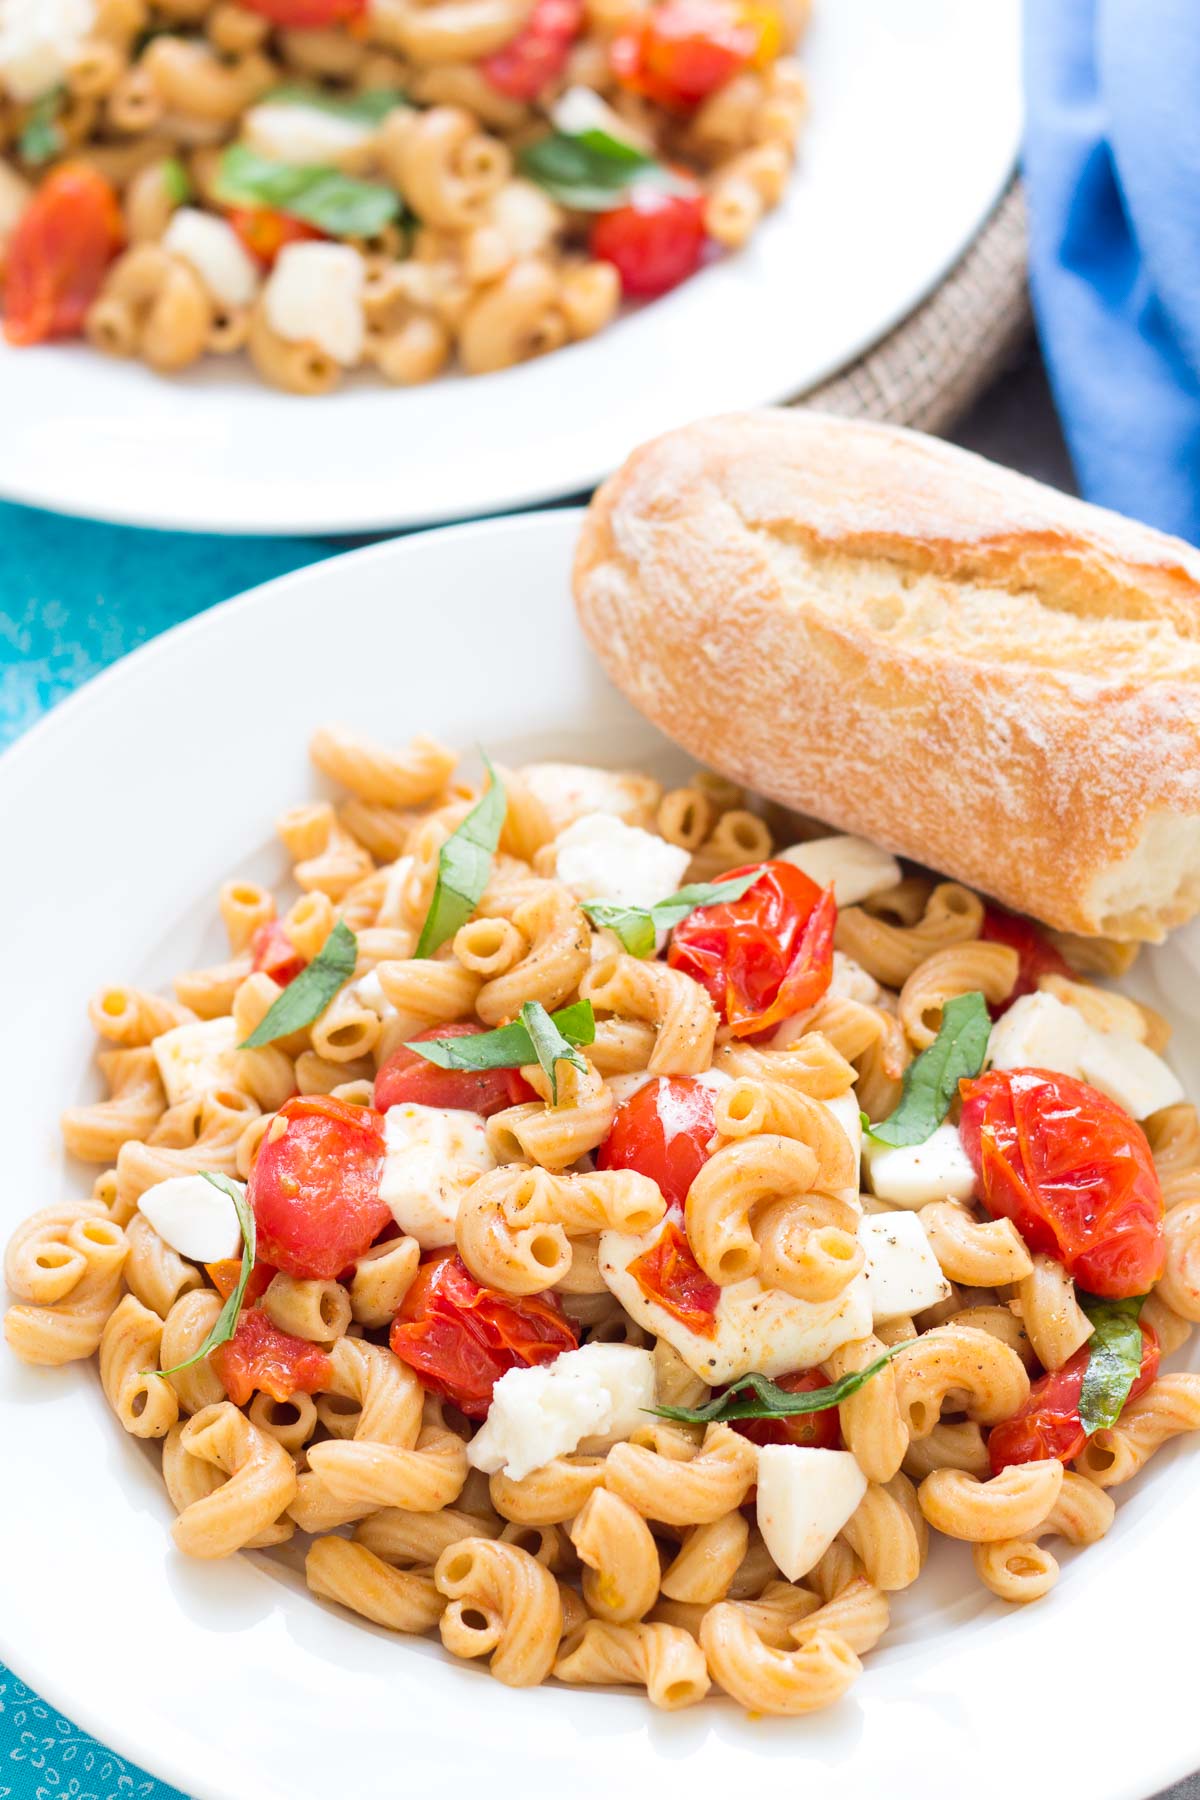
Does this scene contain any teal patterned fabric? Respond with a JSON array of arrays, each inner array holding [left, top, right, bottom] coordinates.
[[0, 497, 338, 1799]]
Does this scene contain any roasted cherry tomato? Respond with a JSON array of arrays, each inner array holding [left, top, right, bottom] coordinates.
[[959, 1068, 1165, 1299], [668, 860, 836, 1036], [731, 1369, 842, 1451], [627, 1217, 720, 1337], [2, 163, 124, 346], [611, 0, 778, 109], [988, 1323, 1160, 1473], [212, 1305, 333, 1407], [597, 1075, 717, 1208], [389, 1250, 577, 1417], [226, 206, 325, 267], [248, 1094, 389, 1280], [250, 919, 307, 988], [205, 1257, 276, 1305], [589, 187, 707, 298], [374, 1023, 538, 1116], [232, 0, 365, 24], [979, 905, 1072, 1012], [481, 0, 584, 98]]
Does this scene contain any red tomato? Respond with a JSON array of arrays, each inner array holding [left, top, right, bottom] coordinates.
[[596, 1075, 717, 1208], [481, 0, 584, 98], [374, 1023, 537, 1116], [627, 1217, 720, 1337], [959, 1068, 1165, 1299], [250, 920, 306, 989], [226, 207, 325, 267], [732, 1369, 842, 1451], [3, 164, 124, 347], [668, 860, 836, 1037], [232, 0, 365, 23], [979, 905, 1072, 1012], [212, 1305, 333, 1407], [988, 1323, 1160, 1474], [389, 1250, 577, 1418], [248, 1094, 389, 1280], [589, 188, 707, 299], [205, 1257, 276, 1305], [611, 0, 777, 108]]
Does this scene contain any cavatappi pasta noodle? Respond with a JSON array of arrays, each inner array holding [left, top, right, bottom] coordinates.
[[0, 0, 811, 387], [6, 722, 1200, 1717]]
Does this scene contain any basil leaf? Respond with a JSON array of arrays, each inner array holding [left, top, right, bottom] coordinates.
[[414, 759, 507, 958], [409, 999, 595, 1075], [154, 1174, 255, 1379], [520, 1000, 589, 1103], [240, 918, 357, 1048], [19, 91, 64, 167], [650, 1348, 907, 1424], [161, 156, 191, 206], [214, 144, 401, 239], [1078, 1293, 1147, 1436], [263, 85, 408, 123], [517, 128, 684, 211], [866, 990, 991, 1146], [583, 870, 761, 960]]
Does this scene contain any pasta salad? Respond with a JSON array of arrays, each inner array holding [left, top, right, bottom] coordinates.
[[6, 726, 1200, 1716], [0, 0, 809, 390]]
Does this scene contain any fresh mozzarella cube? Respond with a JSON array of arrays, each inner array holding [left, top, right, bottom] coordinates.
[[244, 100, 377, 166], [518, 762, 660, 834], [755, 1445, 868, 1581], [600, 1227, 872, 1383], [554, 812, 689, 911], [163, 208, 259, 308], [859, 1211, 951, 1322], [0, 0, 94, 102], [1078, 1031, 1184, 1121], [824, 1089, 863, 1206], [986, 991, 1090, 1075], [139, 1173, 244, 1262], [467, 1343, 656, 1480], [264, 242, 365, 366], [863, 1122, 976, 1210], [354, 968, 397, 1020], [152, 1017, 240, 1106], [777, 835, 901, 907], [379, 1103, 495, 1249]]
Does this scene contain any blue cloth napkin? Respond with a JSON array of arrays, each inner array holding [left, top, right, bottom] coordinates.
[[1023, 0, 1200, 544]]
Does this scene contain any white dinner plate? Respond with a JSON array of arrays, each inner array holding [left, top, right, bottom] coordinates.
[[5, 511, 1197, 1800], [0, 0, 1020, 536]]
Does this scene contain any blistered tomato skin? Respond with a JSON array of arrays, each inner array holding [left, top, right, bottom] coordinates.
[[212, 1306, 333, 1406], [3, 164, 124, 346], [248, 1094, 390, 1280], [597, 1076, 718, 1209], [988, 1324, 1160, 1474], [481, 0, 584, 98], [611, 0, 770, 109], [668, 860, 836, 1036], [732, 1369, 842, 1451], [959, 1068, 1166, 1299], [374, 1023, 537, 1115], [250, 920, 306, 988], [628, 1217, 721, 1336], [589, 189, 707, 298]]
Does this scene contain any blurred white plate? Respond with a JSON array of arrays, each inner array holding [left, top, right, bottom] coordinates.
[[0, 0, 1021, 535], [2, 511, 1199, 1800]]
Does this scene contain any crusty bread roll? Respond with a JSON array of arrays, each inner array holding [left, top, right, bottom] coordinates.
[[573, 410, 1200, 942]]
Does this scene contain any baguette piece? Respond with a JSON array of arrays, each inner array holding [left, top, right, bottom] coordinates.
[[573, 410, 1200, 942]]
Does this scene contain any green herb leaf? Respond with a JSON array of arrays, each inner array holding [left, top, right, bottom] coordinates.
[[154, 1174, 255, 1379], [263, 85, 408, 124], [1078, 1293, 1147, 1436], [866, 990, 991, 1148], [517, 127, 686, 211], [240, 918, 358, 1048], [414, 759, 507, 958], [650, 1348, 908, 1425], [19, 90, 64, 167], [583, 870, 761, 959], [520, 1000, 589, 1103], [214, 144, 401, 239], [409, 999, 595, 1078], [161, 156, 191, 206]]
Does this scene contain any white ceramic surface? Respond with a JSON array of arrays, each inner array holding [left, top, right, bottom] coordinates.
[[0, 0, 1021, 535], [4, 512, 1197, 1800]]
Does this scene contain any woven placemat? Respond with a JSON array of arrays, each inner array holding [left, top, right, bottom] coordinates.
[[801, 178, 1030, 433]]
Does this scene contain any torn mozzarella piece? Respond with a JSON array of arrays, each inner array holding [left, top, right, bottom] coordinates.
[[243, 100, 378, 166], [378, 1103, 495, 1249], [355, 968, 397, 1020], [467, 1342, 656, 1480], [755, 1445, 868, 1581], [777, 835, 901, 907], [1078, 1031, 1184, 1120], [139, 1173, 243, 1262], [264, 242, 365, 366], [163, 208, 259, 308], [0, 0, 94, 101], [862, 1122, 976, 1209], [859, 1211, 950, 1322], [823, 1089, 863, 1208], [518, 762, 660, 834], [151, 1017, 240, 1106], [987, 991, 1182, 1119], [553, 812, 689, 911]]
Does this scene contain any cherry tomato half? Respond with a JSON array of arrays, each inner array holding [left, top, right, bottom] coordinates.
[[589, 187, 707, 298], [959, 1068, 1165, 1299], [481, 0, 584, 98], [597, 1075, 717, 1209], [248, 1094, 389, 1280], [226, 206, 325, 267], [205, 1257, 276, 1305], [611, 0, 774, 109], [979, 905, 1072, 1013], [988, 1323, 1159, 1474], [3, 164, 124, 346], [389, 1250, 577, 1417], [732, 1369, 842, 1451], [374, 1023, 538, 1116], [627, 1217, 721, 1337], [232, 0, 365, 24], [212, 1305, 333, 1406], [668, 860, 836, 1036], [250, 919, 306, 989]]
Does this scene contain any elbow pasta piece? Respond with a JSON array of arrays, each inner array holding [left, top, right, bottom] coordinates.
[[835, 883, 984, 989], [457, 259, 569, 375], [686, 809, 773, 884], [902, 1419, 991, 1482], [657, 785, 715, 851], [489, 1068, 615, 1170], [435, 1537, 562, 1687], [652, 1339, 711, 1412], [337, 801, 418, 865], [1140, 1289, 1193, 1358], [169, 1402, 298, 1558], [494, 766, 555, 862], [700, 1607, 861, 1715], [581, 952, 717, 1076], [476, 886, 590, 1026], [375, 955, 482, 1040], [659, 1510, 749, 1604], [1016, 1256, 1093, 1370], [1156, 1200, 1200, 1321], [555, 1620, 711, 1709], [159, 1289, 226, 1415], [917, 1458, 1064, 1542], [381, 105, 510, 231], [489, 1455, 607, 1526], [349, 1236, 420, 1327], [99, 1293, 180, 1438], [497, 1521, 573, 1573], [605, 1423, 757, 1527], [685, 1134, 847, 1287], [218, 880, 275, 954], [1144, 1103, 1200, 1179], [569, 1489, 661, 1622], [825, 1336, 908, 1484], [3, 1206, 128, 1367], [790, 1576, 890, 1658], [248, 1392, 319, 1455], [87, 244, 213, 373], [897, 942, 1019, 1049], [372, 0, 536, 62], [714, 1034, 856, 1100], [309, 987, 382, 1065], [972, 1472, 1116, 1604], [173, 955, 251, 1020], [309, 726, 456, 808], [919, 1203, 1034, 1287], [305, 1537, 444, 1634], [88, 986, 193, 1045], [453, 916, 527, 978], [588, 1018, 660, 1076], [943, 1304, 1033, 1368], [719, 1577, 822, 1644], [457, 1165, 663, 1295], [61, 1048, 166, 1161], [112, 1088, 258, 1224], [841, 1473, 927, 1591], [356, 1504, 502, 1566], [123, 1210, 203, 1318], [1075, 1374, 1200, 1488], [262, 1272, 352, 1343], [894, 1324, 1031, 1438], [713, 1080, 856, 1189], [140, 35, 275, 122], [300, 1421, 468, 1528], [755, 1199, 864, 1303]]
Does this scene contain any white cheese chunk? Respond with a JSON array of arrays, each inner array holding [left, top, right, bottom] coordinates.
[[549, 85, 651, 151], [163, 207, 259, 308], [0, 0, 94, 102], [354, 968, 397, 1020], [467, 1342, 655, 1480], [987, 990, 1183, 1120], [379, 1102, 495, 1249], [151, 1017, 240, 1107], [828, 950, 881, 1004], [375, 855, 414, 928], [606, 1067, 732, 1110], [863, 1121, 976, 1210], [859, 1211, 951, 1322], [1078, 1031, 1185, 1121], [244, 100, 376, 167], [139, 1172, 244, 1263], [518, 762, 659, 834], [755, 1445, 867, 1581], [777, 835, 901, 907], [554, 812, 689, 912], [824, 1089, 863, 1208], [264, 241, 365, 366]]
